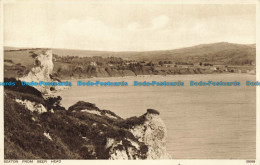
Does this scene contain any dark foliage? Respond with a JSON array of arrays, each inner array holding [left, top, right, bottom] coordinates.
[[4, 95, 77, 159], [4, 59, 13, 63], [45, 96, 66, 111], [68, 101, 99, 111], [4, 77, 42, 98], [147, 109, 160, 115], [4, 91, 149, 159], [116, 115, 146, 129]]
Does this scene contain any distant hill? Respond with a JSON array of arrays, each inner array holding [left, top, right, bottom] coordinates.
[[50, 42, 255, 65], [133, 42, 256, 64], [4, 42, 256, 65]]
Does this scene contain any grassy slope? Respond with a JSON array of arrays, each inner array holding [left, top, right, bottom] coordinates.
[[4, 50, 35, 67], [5, 42, 256, 63], [4, 85, 149, 159], [52, 42, 256, 64], [4, 42, 255, 79]]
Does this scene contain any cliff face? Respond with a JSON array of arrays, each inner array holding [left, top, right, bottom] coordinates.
[[15, 99, 47, 114], [130, 113, 171, 159], [19, 49, 68, 93], [5, 49, 171, 159], [106, 112, 171, 159], [68, 102, 171, 159], [19, 49, 53, 93], [4, 87, 171, 159]]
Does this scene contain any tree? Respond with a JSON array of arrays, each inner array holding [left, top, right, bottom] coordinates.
[[147, 62, 154, 66], [57, 67, 62, 73], [45, 96, 65, 111]]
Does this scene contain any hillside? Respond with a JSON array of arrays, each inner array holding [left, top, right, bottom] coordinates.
[[4, 42, 256, 79], [136, 42, 256, 65], [5, 42, 256, 65], [51, 42, 256, 65], [4, 51, 171, 159], [4, 78, 170, 159]]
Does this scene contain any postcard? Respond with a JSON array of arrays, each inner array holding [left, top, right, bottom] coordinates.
[[0, 0, 259, 165]]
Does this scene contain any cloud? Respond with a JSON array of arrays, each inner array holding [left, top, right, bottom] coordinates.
[[51, 13, 255, 51], [54, 16, 174, 50], [151, 15, 170, 29], [4, 4, 255, 51], [127, 22, 141, 30]]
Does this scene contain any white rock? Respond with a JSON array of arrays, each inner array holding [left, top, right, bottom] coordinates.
[[43, 132, 53, 141], [19, 49, 69, 94], [109, 150, 128, 160], [106, 111, 171, 160], [15, 99, 47, 114], [20, 50, 53, 94], [105, 113, 117, 119], [81, 109, 101, 116], [130, 113, 171, 159]]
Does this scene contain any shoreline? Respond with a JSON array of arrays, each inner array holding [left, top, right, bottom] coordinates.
[[59, 72, 256, 82]]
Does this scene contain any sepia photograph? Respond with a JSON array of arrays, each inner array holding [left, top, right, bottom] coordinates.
[[1, 0, 258, 163]]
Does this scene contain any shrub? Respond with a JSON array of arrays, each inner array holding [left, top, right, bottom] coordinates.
[[147, 109, 160, 115], [4, 77, 43, 98], [115, 115, 146, 129], [45, 96, 66, 111], [68, 101, 99, 111], [4, 59, 13, 63]]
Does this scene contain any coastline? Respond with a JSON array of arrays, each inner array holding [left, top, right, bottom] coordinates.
[[58, 72, 255, 82], [52, 73, 256, 158]]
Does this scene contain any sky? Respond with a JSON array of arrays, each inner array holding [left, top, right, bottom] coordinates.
[[4, 2, 256, 51]]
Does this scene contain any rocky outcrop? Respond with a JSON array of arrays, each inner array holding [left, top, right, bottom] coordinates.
[[5, 84, 171, 159], [64, 101, 171, 159], [5, 49, 171, 159], [19, 49, 68, 94], [106, 109, 171, 159], [15, 99, 47, 114], [129, 111, 171, 159], [19, 49, 53, 93]]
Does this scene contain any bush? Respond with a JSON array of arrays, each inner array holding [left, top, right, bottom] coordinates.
[[4, 77, 43, 98], [4, 59, 13, 63], [45, 96, 66, 111], [116, 115, 146, 129], [68, 101, 99, 111], [147, 109, 160, 115]]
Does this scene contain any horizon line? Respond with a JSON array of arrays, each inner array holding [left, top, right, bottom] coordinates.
[[4, 41, 256, 53]]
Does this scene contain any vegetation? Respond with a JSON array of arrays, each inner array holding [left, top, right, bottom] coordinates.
[[147, 109, 160, 115], [68, 101, 99, 111], [45, 96, 66, 111], [116, 115, 146, 129], [4, 95, 74, 159], [68, 101, 122, 119], [4, 43, 256, 79], [4, 85, 149, 159], [4, 78, 43, 98], [50, 43, 255, 78]]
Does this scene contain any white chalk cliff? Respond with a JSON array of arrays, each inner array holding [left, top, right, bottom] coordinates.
[[13, 49, 171, 159], [19, 49, 53, 93], [106, 110, 171, 159], [130, 112, 171, 159], [19, 49, 67, 94], [15, 99, 47, 114]]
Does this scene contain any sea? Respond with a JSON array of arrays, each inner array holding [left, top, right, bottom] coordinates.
[[54, 73, 256, 159]]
